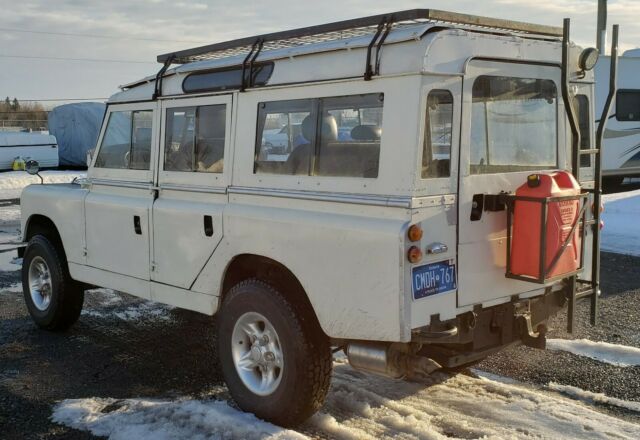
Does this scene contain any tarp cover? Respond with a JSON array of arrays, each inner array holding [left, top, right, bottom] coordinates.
[[48, 102, 106, 166]]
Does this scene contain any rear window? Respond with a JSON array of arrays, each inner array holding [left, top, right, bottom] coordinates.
[[470, 76, 558, 174], [616, 90, 640, 121], [422, 90, 453, 178], [254, 93, 383, 178]]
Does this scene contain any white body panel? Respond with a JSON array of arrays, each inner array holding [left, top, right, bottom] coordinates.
[[0, 133, 59, 170], [595, 55, 640, 177]]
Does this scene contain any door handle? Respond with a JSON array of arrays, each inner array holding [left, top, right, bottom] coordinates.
[[427, 242, 448, 255], [204, 215, 213, 237], [133, 215, 142, 235]]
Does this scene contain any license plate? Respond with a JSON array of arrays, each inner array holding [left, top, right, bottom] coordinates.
[[412, 260, 457, 300]]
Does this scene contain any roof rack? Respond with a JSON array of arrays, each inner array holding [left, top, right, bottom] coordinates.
[[157, 9, 563, 65]]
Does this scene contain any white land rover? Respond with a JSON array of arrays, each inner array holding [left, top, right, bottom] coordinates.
[[18, 10, 614, 427]]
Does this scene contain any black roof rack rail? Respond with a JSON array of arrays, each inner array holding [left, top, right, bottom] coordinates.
[[157, 9, 562, 65]]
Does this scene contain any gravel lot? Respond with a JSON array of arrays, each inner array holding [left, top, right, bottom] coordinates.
[[1, 205, 639, 439]]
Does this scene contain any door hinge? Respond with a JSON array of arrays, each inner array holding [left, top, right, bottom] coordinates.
[[151, 261, 157, 272], [82, 247, 88, 257]]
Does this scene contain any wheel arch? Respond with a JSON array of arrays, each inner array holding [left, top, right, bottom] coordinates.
[[22, 214, 66, 260], [220, 253, 327, 338]]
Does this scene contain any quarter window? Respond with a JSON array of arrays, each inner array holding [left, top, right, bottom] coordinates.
[[616, 90, 640, 121], [255, 93, 383, 178], [423, 90, 453, 178], [164, 105, 226, 173], [470, 76, 558, 174], [95, 110, 153, 170], [573, 95, 591, 167]]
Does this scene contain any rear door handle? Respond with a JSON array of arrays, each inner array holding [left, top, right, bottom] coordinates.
[[204, 215, 213, 237], [133, 215, 142, 235]]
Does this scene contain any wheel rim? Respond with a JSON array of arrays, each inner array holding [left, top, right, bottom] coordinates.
[[231, 311, 284, 396], [28, 256, 52, 312]]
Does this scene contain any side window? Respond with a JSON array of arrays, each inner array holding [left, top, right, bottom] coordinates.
[[470, 76, 558, 174], [616, 90, 640, 121], [573, 95, 591, 167], [164, 104, 226, 173], [254, 99, 313, 175], [95, 110, 152, 170], [422, 90, 453, 178], [254, 93, 383, 178], [316, 94, 383, 178]]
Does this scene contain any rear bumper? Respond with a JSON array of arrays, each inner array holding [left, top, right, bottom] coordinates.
[[412, 287, 567, 368]]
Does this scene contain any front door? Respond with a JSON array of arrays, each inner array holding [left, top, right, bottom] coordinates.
[[85, 102, 159, 280], [457, 60, 565, 307], [150, 95, 232, 289]]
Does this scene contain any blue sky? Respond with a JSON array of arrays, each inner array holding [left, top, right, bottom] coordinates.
[[0, 0, 637, 104]]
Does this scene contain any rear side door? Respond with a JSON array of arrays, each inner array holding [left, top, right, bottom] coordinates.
[[457, 60, 564, 307], [85, 102, 158, 280], [150, 95, 232, 289]]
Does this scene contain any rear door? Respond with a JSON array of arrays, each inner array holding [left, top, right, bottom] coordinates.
[[150, 95, 232, 289], [457, 60, 564, 307]]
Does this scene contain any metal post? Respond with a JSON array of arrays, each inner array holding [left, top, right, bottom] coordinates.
[[597, 0, 607, 55], [592, 24, 619, 325], [561, 19, 581, 181]]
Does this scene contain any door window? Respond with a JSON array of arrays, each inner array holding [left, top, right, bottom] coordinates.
[[422, 90, 453, 178], [470, 76, 558, 174], [164, 104, 226, 173], [95, 110, 153, 170]]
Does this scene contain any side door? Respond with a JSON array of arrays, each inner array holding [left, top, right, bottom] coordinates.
[[457, 60, 565, 307], [151, 95, 232, 289], [85, 102, 159, 280]]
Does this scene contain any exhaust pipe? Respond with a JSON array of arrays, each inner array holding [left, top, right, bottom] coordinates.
[[345, 342, 441, 379]]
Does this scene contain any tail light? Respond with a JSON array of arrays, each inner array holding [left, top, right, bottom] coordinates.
[[407, 225, 423, 242], [407, 246, 423, 264]]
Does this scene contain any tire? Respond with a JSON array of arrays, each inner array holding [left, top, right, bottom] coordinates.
[[22, 235, 84, 331], [217, 279, 332, 427]]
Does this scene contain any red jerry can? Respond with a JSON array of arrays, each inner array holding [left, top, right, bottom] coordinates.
[[510, 171, 582, 280]]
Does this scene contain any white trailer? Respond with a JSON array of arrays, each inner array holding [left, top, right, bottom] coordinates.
[[0, 132, 59, 171], [595, 50, 640, 185]]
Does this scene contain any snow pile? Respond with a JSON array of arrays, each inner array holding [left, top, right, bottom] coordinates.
[[53, 365, 640, 439], [547, 338, 640, 367], [52, 398, 307, 440], [549, 382, 640, 413], [601, 189, 640, 256], [0, 170, 85, 200], [81, 289, 173, 323]]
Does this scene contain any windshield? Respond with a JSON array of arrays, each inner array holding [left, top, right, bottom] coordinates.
[[470, 75, 558, 174]]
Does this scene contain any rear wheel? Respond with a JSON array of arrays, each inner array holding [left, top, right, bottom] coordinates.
[[22, 235, 84, 331], [217, 279, 332, 427]]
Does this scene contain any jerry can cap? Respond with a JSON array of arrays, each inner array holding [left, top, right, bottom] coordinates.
[[527, 174, 541, 188]]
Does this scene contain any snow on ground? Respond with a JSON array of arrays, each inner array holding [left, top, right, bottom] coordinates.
[[601, 188, 640, 257], [549, 382, 640, 413], [547, 338, 640, 367], [81, 289, 174, 323], [52, 363, 640, 440], [0, 170, 85, 200]]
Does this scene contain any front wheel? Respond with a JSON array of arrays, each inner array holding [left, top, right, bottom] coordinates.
[[22, 235, 84, 331], [217, 279, 332, 427]]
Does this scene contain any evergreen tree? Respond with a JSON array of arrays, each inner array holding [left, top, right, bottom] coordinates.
[[12, 97, 19, 110]]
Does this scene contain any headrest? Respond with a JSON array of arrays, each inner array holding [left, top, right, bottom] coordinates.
[[350, 125, 381, 141], [301, 113, 338, 143]]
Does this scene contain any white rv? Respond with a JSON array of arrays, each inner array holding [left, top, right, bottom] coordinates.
[[595, 49, 640, 186], [0, 132, 59, 171], [17, 9, 608, 427]]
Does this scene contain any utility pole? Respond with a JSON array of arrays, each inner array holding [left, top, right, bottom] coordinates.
[[597, 0, 607, 54]]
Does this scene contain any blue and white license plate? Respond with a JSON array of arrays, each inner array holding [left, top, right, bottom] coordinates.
[[412, 260, 457, 300]]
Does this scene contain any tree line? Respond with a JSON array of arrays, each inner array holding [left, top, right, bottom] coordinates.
[[0, 97, 48, 131]]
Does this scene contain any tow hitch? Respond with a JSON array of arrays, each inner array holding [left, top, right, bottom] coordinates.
[[516, 312, 547, 349]]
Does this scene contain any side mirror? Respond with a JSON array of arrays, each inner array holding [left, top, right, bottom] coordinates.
[[25, 160, 43, 184]]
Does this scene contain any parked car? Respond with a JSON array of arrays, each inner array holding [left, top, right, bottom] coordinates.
[[18, 9, 606, 428]]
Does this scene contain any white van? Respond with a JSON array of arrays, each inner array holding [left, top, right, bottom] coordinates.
[[595, 50, 640, 186], [0, 132, 59, 170], [18, 9, 609, 426]]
